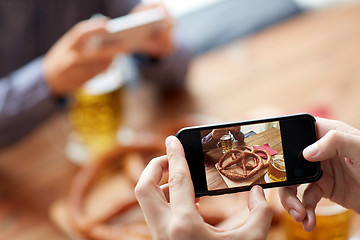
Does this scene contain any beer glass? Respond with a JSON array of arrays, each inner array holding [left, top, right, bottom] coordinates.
[[66, 56, 126, 163], [282, 185, 352, 240], [267, 155, 287, 182], [220, 134, 233, 153]]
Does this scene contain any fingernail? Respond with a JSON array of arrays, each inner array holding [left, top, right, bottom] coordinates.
[[303, 143, 319, 158], [303, 208, 316, 232], [289, 209, 299, 221], [165, 136, 173, 147], [252, 185, 263, 195]]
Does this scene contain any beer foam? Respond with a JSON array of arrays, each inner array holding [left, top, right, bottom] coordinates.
[[315, 198, 348, 216], [83, 57, 125, 95]]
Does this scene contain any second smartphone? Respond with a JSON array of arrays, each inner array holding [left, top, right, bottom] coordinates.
[[176, 113, 322, 197]]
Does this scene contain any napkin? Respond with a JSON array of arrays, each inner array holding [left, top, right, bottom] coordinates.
[[253, 144, 277, 158]]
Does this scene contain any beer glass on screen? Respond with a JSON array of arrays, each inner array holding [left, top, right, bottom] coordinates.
[[219, 133, 233, 153], [66, 56, 126, 163], [267, 155, 287, 182]]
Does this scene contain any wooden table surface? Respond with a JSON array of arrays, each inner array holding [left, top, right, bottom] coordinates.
[[1, 3, 360, 239]]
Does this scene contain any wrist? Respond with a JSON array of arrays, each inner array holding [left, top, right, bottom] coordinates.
[[40, 57, 69, 108], [42, 54, 59, 95], [42, 54, 70, 97]]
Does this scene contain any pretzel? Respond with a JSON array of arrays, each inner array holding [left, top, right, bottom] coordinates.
[[239, 145, 253, 152], [219, 149, 245, 169], [252, 148, 272, 168], [237, 146, 257, 169], [67, 115, 215, 239], [218, 146, 273, 181], [218, 150, 264, 181], [68, 144, 163, 240]]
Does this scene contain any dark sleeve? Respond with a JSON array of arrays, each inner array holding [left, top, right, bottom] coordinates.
[[0, 57, 60, 148], [201, 131, 218, 151]]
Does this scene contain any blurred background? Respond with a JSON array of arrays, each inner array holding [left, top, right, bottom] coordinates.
[[0, 0, 360, 239]]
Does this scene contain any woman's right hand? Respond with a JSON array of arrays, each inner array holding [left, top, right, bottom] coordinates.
[[279, 118, 360, 231]]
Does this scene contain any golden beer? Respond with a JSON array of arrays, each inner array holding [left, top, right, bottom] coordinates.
[[267, 155, 286, 182], [283, 195, 351, 240], [220, 134, 232, 153], [68, 58, 125, 157], [69, 86, 123, 154]]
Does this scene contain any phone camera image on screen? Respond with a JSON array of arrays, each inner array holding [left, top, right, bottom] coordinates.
[[177, 113, 322, 197], [201, 121, 285, 191]]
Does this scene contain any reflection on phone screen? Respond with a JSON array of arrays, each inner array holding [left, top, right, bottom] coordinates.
[[200, 121, 287, 191]]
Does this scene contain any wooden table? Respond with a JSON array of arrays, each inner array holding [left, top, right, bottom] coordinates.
[[186, 3, 360, 127], [1, 3, 360, 239]]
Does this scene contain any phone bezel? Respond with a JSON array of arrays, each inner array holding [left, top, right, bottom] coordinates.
[[176, 113, 322, 197]]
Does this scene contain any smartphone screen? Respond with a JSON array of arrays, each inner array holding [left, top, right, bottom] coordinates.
[[176, 113, 322, 197]]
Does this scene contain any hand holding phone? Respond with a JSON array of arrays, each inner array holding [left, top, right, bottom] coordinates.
[[177, 113, 322, 197], [135, 136, 273, 239], [104, 7, 166, 50], [211, 129, 228, 140], [279, 117, 360, 231], [91, 2, 176, 59]]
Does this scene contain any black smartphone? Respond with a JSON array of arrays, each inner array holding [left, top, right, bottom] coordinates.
[[176, 113, 322, 197]]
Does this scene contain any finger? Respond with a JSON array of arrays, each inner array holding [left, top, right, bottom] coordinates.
[[70, 57, 113, 86], [69, 18, 108, 49], [135, 155, 169, 222], [160, 183, 199, 207], [228, 126, 241, 134], [344, 157, 360, 178], [315, 118, 360, 138], [83, 40, 129, 59], [166, 136, 197, 214], [55, 57, 114, 94], [215, 208, 249, 230], [160, 183, 170, 202], [303, 130, 360, 162], [301, 183, 323, 232], [279, 185, 307, 223], [93, 43, 129, 57], [212, 129, 227, 139], [85, 56, 113, 73], [141, 20, 174, 57], [139, 5, 174, 56], [233, 186, 272, 238]]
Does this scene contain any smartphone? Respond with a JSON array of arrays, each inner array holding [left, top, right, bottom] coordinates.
[[102, 7, 165, 50], [176, 113, 322, 197]]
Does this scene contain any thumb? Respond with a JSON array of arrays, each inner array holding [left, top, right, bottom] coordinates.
[[303, 130, 360, 163], [233, 186, 272, 239], [166, 136, 197, 214], [69, 18, 108, 49]]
